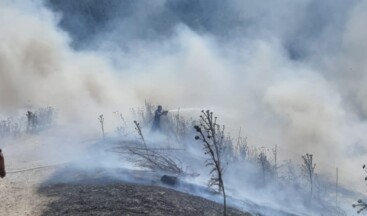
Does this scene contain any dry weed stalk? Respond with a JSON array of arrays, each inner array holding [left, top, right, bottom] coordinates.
[[98, 114, 105, 139], [133, 120, 147, 149]]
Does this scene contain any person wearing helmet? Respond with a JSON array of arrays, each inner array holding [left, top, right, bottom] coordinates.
[[151, 105, 168, 132]]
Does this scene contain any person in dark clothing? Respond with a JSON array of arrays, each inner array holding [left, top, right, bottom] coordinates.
[[26, 111, 38, 132], [26, 111, 33, 132], [0, 149, 5, 178], [151, 105, 168, 132]]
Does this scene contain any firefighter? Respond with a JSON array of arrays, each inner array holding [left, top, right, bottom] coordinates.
[[151, 105, 168, 132]]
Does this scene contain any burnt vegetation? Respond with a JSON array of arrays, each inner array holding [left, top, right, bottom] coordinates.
[[0, 107, 55, 138], [0, 102, 351, 215], [105, 103, 347, 215], [111, 106, 184, 175], [0, 102, 341, 215]]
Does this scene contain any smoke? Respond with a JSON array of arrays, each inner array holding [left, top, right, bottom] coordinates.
[[0, 0, 139, 127], [2, 0, 367, 214]]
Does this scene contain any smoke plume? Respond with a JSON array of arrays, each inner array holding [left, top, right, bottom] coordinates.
[[2, 0, 367, 213]]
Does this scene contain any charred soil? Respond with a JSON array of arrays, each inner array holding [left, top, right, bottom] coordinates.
[[39, 182, 250, 216]]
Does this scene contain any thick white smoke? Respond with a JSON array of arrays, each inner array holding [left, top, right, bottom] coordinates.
[[2, 0, 367, 213], [0, 1, 139, 127]]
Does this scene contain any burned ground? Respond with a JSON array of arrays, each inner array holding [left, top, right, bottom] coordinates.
[[36, 165, 251, 216], [0, 160, 251, 216], [38, 182, 251, 216]]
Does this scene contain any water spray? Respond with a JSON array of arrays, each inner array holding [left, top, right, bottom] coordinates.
[[168, 107, 214, 113]]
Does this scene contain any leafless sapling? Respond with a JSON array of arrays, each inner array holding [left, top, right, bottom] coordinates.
[[352, 164, 367, 213], [98, 114, 105, 139], [301, 153, 316, 202], [194, 110, 227, 216], [336, 168, 339, 208], [133, 120, 147, 149], [272, 145, 278, 178]]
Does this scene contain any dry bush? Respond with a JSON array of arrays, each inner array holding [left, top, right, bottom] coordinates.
[[114, 111, 128, 136], [123, 102, 196, 152], [257, 150, 274, 186], [234, 129, 249, 161], [36, 107, 55, 127], [27, 107, 56, 133], [0, 119, 12, 138], [0, 107, 55, 138], [113, 144, 184, 175], [113, 119, 183, 175], [125, 146, 183, 174], [278, 160, 303, 190], [130, 101, 155, 128], [1, 116, 26, 138]]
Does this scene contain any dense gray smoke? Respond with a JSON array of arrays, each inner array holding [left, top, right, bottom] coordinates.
[[2, 0, 367, 213]]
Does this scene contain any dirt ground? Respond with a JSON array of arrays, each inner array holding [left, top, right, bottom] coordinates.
[[0, 168, 54, 216], [0, 134, 250, 216], [39, 182, 250, 216], [0, 165, 251, 216]]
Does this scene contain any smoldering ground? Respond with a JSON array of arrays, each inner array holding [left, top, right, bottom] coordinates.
[[1, 0, 367, 215]]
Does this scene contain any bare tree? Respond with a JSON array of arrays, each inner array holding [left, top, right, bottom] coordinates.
[[98, 114, 105, 139], [194, 110, 227, 216], [301, 154, 316, 202], [353, 164, 367, 213]]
